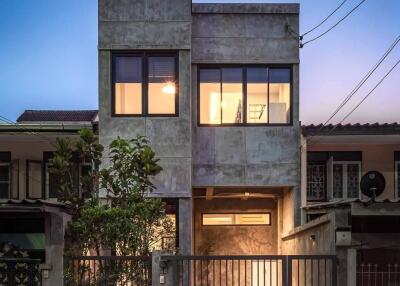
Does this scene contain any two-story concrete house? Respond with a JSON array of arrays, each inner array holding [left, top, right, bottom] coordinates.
[[98, 0, 300, 257], [301, 123, 400, 285]]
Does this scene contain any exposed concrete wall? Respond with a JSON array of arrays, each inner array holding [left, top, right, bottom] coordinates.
[[194, 198, 278, 255], [98, 0, 191, 50], [191, 4, 299, 64], [98, 49, 192, 197], [308, 143, 400, 200], [191, 5, 300, 226], [281, 212, 336, 255]]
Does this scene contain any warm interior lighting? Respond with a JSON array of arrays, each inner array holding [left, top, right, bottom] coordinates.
[[161, 82, 176, 95], [202, 213, 270, 226]]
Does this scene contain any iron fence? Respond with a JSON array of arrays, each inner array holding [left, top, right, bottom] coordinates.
[[357, 263, 400, 286], [163, 255, 337, 286], [64, 255, 152, 286], [0, 258, 42, 286]]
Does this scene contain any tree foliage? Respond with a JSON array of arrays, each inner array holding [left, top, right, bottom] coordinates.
[[50, 129, 174, 257]]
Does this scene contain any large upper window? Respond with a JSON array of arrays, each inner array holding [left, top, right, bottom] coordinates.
[[112, 52, 178, 116], [199, 66, 291, 125]]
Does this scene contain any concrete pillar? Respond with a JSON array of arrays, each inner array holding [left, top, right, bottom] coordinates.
[[178, 198, 192, 255], [152, 251, 176, 286], [43, 212, 67, 286], [347, 249, 357, 286]]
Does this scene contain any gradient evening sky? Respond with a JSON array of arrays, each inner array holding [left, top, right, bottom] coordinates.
[[0, 0, 399, 124]]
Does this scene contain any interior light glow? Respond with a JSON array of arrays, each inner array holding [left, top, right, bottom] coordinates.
[[210, 92, 219, 123], [161, 82, 176, 95]]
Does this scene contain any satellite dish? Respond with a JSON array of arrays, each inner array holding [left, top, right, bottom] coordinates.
[[360, 171, 385, 200]]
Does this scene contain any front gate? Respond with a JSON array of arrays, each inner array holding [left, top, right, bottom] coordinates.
[[0, 258, 42, 285], [163, 255, 337, 286]]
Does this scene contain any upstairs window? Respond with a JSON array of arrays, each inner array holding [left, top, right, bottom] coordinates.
[[199, 66, 291, 125], [0, 152, 11, 199], [395, 151, 400, 198], [112, 52, 178, 116], [306, 151, 362, 202]]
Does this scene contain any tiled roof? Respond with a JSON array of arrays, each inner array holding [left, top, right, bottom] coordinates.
[[304, 198, 400, 210], [17, 110, 98, 123], [302, 123, 400, 136]]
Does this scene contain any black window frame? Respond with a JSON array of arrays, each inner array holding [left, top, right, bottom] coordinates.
[[197, 64, 293, 127], [111, 51, 179, 117], [0, 152, 11, 199]]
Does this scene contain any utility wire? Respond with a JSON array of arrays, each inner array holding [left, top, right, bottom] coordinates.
[[314, 34, 400, 133], [301, 0, 348, 38], [301, 0, 367, 47], [304, 57, 400, 149], [328, 57, 400, 133]]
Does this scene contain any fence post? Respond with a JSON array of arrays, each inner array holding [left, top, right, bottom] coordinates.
[[332, 256, 338, 286]]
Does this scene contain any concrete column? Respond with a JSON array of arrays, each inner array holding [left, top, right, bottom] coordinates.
[[152, 251, 177, 286], [43, 212, 67, 286], [347, 249, 357, 286], [178, 198, 192, 255]]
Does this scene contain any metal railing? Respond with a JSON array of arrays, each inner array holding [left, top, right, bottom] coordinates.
[[0, 257, 42, 286], [163, 255, 337, 286], [357, 263, 400, 286], [64, 255, 152, 286]]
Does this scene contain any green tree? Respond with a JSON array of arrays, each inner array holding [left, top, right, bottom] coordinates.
[[50, 129, 174, 257]]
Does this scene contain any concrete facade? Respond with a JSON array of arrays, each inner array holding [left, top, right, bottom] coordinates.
[[98, 0, 300, 255]]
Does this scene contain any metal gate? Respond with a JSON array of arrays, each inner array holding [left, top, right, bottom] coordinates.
[[357, 249, 400, 286], [0, 258, 42, 285], [64, 255, 152, 286], [163, 255, 337, 286]]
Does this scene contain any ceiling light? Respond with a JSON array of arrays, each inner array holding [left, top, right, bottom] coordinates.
[[162, 82, 176, 95]]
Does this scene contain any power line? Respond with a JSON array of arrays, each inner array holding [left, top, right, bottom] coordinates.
[[304, 57, 400, 149], [301, 0, 348, 38], [301, 0, 367, 47], [301, 34, 400, 148], [317, 35, 400, 130], [329, 57, 400, 133]]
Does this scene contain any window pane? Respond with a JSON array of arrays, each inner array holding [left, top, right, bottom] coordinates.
[[398, 162, 400, 198], [202, 213, 270, 225], [222, 68, 243, 123], [48, 172, 61, 199], [307, 163, 325, 200], [0, 183, 8, 199], [347, 164, 359, 198], [247, 68, 268, 124], [0, 165, 9, 182], [235, 214, 270, 225], [28, 162, 42, 199], [333, 164, 343, 198], [199, 69, 221, 124], [269, 68, 290, 123], [148, 57, 176, 114], [114, 56, 142, 115]]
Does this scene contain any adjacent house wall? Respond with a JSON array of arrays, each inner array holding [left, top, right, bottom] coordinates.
[[0, 136, 68, 199], [308, 143, 400, 200]]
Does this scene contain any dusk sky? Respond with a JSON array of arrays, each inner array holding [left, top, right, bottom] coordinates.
[[0, 0, 399, 124]]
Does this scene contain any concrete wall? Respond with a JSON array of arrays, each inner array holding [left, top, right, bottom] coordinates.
[[191, 4, 301, 225], [308, 143, 400, 200], [194, 198, 278, 255], [98, 0, 192, 198]]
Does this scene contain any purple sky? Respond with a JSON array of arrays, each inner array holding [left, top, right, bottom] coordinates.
[[0, 0, 399, 124]]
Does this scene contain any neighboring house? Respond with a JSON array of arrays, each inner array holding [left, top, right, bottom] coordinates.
[[301, 123, 400, 285], [98, 0, 300, 257], [0, 109, 98, 285]]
